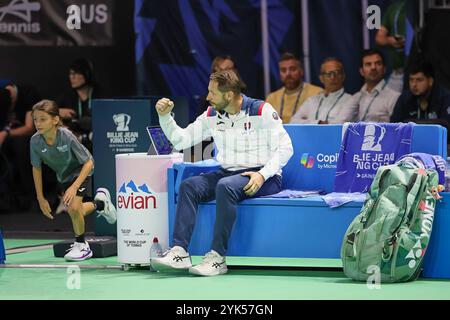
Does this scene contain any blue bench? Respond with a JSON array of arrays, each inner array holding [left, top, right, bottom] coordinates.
[[167, 124, 449, 279]]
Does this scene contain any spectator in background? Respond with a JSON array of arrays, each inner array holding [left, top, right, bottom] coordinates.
[[376, 0, 407, 92], [390, 62, 450, 126], [192, 55, 245, 162], [0, 82, 41, 211], [196, 55, 244, 117], [266, 52, 322, 124], [290, 57, 354, 124], [56, 58, 103, 152], [350, 49, 400, 123]]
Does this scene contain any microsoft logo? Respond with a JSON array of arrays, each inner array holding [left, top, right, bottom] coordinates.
[[301, 153, 314, 169]]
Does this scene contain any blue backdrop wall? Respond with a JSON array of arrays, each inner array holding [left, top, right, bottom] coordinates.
[[134, 0, 409, 117]]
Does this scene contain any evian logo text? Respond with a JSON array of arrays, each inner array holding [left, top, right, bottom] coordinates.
[[0, 0, 41, 34], [117, 180, 157, 210]]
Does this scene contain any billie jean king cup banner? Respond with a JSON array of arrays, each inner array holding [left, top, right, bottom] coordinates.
[[334, 122, 414, 193], [115, 153, 183, 265]]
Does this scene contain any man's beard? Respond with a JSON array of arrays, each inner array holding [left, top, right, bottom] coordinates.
[[284, 78, 301, 90], [412, 88, 429, 97], [367, 70, 383, 83], [212, 97, 230, 111]]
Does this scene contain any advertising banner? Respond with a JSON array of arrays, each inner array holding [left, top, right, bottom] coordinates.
[[0, 0, 113, 46]]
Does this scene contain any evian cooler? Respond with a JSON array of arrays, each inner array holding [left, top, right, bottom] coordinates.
[[115, 153, 183, 265]]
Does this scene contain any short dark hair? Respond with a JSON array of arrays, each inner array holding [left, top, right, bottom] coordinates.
[[361, 49, 385, 67], [210, 69, 246, 96], [279, 52, 303, 67], [69, 58, 95, 86], [409, 61, 434, 78]]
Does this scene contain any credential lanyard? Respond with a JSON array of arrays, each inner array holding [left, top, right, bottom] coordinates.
[[315, 91, 345, 122], [280, 83, 304, 121], [360, 82, 387, 121], [78, 89, 92, 118]]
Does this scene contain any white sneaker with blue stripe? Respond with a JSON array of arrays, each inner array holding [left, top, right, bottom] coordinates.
[[151, 246, 192, 270], [189, 250, 227, 276]]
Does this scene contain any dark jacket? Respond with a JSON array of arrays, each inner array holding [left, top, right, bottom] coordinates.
[[390, 84, 450, 125]]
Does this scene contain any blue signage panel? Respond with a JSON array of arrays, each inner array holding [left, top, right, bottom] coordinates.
[[283, 125, 341, 194], [282, 124, 446, 194], [92, 97, 189, 235]]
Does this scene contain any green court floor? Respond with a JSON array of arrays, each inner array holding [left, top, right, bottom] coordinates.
[[1, 239, 450, 300]]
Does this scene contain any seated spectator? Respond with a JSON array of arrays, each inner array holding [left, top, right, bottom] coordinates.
[[390, 62, 450, 127], [196, 55, 244, 117], [0, 82, 41, 211], [266, 52, 322, 124], [191, 55, 246, 162], [290, 57, 354, 124], [56, 58, 103, 152], [350, 49, 400, 123]]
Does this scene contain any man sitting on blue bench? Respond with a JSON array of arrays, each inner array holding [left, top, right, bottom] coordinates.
[[152, 70, 294, 276]]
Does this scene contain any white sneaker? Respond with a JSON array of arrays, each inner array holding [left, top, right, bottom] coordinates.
[[64, 242, 93, 261], [94, 188, 117, 224], [189, 250, 227, 276], [151, 246, 192, 270]]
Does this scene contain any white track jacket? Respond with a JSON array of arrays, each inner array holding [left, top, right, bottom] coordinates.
[[158, 95, 293, 181]]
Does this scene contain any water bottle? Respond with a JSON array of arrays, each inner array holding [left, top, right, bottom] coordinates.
[[445, 158, 450, 192], [149, 237, 163, 272]]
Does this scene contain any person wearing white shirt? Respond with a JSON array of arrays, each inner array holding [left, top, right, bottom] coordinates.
[[350, 49, 400, 123], [152, 69, 293, 277], [290, 57, 354, 124]]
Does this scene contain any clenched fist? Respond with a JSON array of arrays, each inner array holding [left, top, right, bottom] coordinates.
[[155, 98, 175, 116]]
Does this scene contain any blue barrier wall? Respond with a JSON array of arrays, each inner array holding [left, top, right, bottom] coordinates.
[[167, 124, 447, 268], [282, 124, 447, 193]]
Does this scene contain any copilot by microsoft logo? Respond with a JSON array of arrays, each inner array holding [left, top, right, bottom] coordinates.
[[301, 153, 315, 169]]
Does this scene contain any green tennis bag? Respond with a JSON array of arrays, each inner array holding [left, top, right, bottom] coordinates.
[[341, 158, 440, 282]]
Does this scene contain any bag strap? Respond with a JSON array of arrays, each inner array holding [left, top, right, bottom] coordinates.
[[404, 169, 428, 224], [359, 167, 390, 226], [369, 166, 391, 199]]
